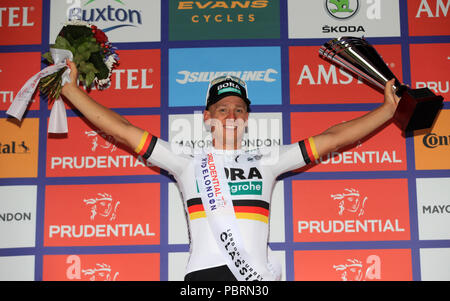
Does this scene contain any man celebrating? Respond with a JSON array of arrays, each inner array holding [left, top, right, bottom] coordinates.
[[62, 60, 400, 281]]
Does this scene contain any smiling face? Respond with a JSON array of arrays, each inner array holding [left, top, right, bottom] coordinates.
[[203, 95, 249, 150]]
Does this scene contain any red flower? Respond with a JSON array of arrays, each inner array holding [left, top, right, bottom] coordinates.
[[93, 29, 108, 44]]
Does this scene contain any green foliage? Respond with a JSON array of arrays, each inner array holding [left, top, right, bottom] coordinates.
[[40, 24, 112, 99]]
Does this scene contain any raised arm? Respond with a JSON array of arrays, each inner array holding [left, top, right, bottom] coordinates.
[[61, 60, 146, 152], [312, 79, 401, 158]]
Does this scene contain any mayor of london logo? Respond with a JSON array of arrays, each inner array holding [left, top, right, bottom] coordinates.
[[325, 0, 360, 19]]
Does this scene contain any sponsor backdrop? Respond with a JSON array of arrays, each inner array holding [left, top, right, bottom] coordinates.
[[0, 0, 449, 281]]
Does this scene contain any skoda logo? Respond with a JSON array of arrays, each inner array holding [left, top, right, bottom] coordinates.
[[325, 0, 359, 20]]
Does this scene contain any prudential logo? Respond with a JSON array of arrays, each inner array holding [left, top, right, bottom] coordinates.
[[67, 0, 142, 32]]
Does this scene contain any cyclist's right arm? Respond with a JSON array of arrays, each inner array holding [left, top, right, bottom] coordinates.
[[61, 60, 146, 153]]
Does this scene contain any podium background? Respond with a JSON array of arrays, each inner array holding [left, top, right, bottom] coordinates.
[[0, 0, 449, 281]]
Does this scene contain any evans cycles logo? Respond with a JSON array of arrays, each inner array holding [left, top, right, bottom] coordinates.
[[169, 0, 279, 40], [50, 0, 160, 42], [292, 179, 410, 242]]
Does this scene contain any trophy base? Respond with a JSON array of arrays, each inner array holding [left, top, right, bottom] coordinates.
[[393, 88, 444, 132]]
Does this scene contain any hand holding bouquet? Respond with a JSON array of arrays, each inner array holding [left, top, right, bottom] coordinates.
[[7, 21, 119, 133]]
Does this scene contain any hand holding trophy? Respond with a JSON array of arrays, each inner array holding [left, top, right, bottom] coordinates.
[[319, 36, 444, 132]]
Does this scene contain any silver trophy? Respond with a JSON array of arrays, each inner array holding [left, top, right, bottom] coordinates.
[[319, 36, 444, 132]]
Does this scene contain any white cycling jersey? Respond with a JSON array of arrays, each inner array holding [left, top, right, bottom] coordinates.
[[134, 131, 319, 277]]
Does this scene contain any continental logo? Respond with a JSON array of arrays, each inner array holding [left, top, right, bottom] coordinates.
[[422, 132, 450, 148], [0, 140, 31, 155], [0, 118, 39, 178], [414, 110, 450, 170]]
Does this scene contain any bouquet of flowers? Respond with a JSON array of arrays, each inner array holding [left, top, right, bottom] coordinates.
[[41, 21, 119, 99], [7, 21, 119, 133]]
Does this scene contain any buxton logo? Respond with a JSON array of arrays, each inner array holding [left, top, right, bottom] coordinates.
[[67, 0, 142, 32]]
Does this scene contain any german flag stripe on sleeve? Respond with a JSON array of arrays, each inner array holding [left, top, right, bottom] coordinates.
[[298, 137, 319, 165], [134, 131, 157, 160], [186, 198, 269, 223]]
